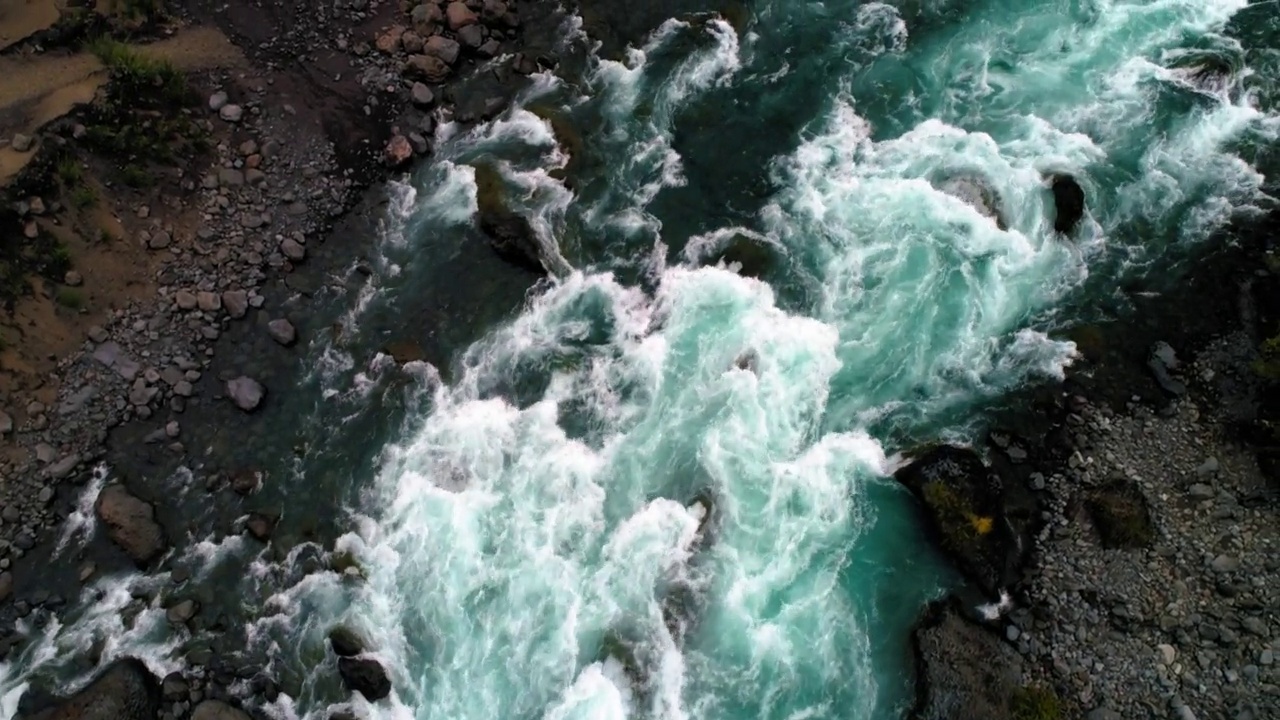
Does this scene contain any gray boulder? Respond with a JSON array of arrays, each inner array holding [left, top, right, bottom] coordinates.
[[226, 377, 265, 412], [95, 484, 166, 566]]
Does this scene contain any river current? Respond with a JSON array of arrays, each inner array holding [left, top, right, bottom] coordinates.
[[3, 1, 1279, 719]]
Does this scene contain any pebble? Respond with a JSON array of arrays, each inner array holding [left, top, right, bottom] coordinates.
[[208, 91, 228, 111], [1211, 555, 1242, 574], [219, 104, 244, 123]]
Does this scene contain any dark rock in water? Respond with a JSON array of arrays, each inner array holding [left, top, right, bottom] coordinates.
[[733, 350, 758, 374], [226, 376, 265, 412], [231, 469, 264, 496], [337, 656, 391, 700], [1049, 173, 1086, 234], [936, 174, 1008, 230], [894, 446, 1022, 598], [911, 602, 1024, 720], [24, 658, 161, 720], [328, 626, 365, 657], [705, 233, 780, 279], [328, 709, 358, 720], [160, 673, 188, 700], [383, 340, 425, 364], [1085, 478, 1154, 549], [166, 598, 199, 625], [190, 699, 252, 720], [245, 513, 277, 542], [473, 163, 545, 274], [95, 484, 167, 566]]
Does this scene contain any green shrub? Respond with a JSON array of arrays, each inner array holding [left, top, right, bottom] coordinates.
[[1086, 479, 1154, 549], [1253, 336, 1280, 380]]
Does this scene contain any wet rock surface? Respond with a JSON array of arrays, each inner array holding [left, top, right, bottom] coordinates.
[[0, 0, 562, 714], [906, 230, 1280, 720], [24, 658, 161, 720]]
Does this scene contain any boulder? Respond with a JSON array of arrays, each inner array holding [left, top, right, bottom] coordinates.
[[401, 31, 425, 54], [268, 319, 297, 347], [25, 658, 160, 720], [894, 446, 1022, 598], [410, 2, 443, 34], [190, 699, 253, 720], [1049, 173, 1085, 234], [245, 512, 277, 541], [404, 54, 451, 83], [457, 24, 484, 49], [384, 135, 414, 168], [328, 626, 365, 657], [481, 0, 508, 23], [704, 233, 781, 279], [473, 163, 544, 274], [165, 599, 199, 625], [384, 340, 425, 364], [446, 1, 479, 30], [281, 237, 306, 261], [423, 36, 460, 65], [222, 290, 249, 319], [936, 174, 1007, 230], [375, 25, 405, 54], [11, 133, 34, 153], [226, 376, 265, 412], [411, 82, 435, 108], [337, 657, 391, 700], [95, 484, 166, 566], [911, 603, 1025, 720]]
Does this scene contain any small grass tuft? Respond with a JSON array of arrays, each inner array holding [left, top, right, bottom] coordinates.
[[56, 157, 83, 185], [1010, 684, 1062, 720], [70, 184, 98, 209], [88, 37, 190, 106], [119, 164, 153, 188], [56, 287, 84, 310]]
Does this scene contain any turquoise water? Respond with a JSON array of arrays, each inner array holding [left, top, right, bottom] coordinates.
[[1, 1, 1277, 719]]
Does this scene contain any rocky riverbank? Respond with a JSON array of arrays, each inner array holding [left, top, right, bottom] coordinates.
[[902, 217, 1280, 720], [1, 0, 564, 717]]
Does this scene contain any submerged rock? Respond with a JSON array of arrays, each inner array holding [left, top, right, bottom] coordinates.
[[190, 700, 253, 720], [24, 658, 160, 720], [936, 174, 1008, 230], [704, 233, 781, 279], [95, 484, 167, 566], [246, 512, 278, 541], [337, 656, 391, 700], [473, 163, 545, 273], [328, 626, 366, 657], [1049, 173, 1086, 234]]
